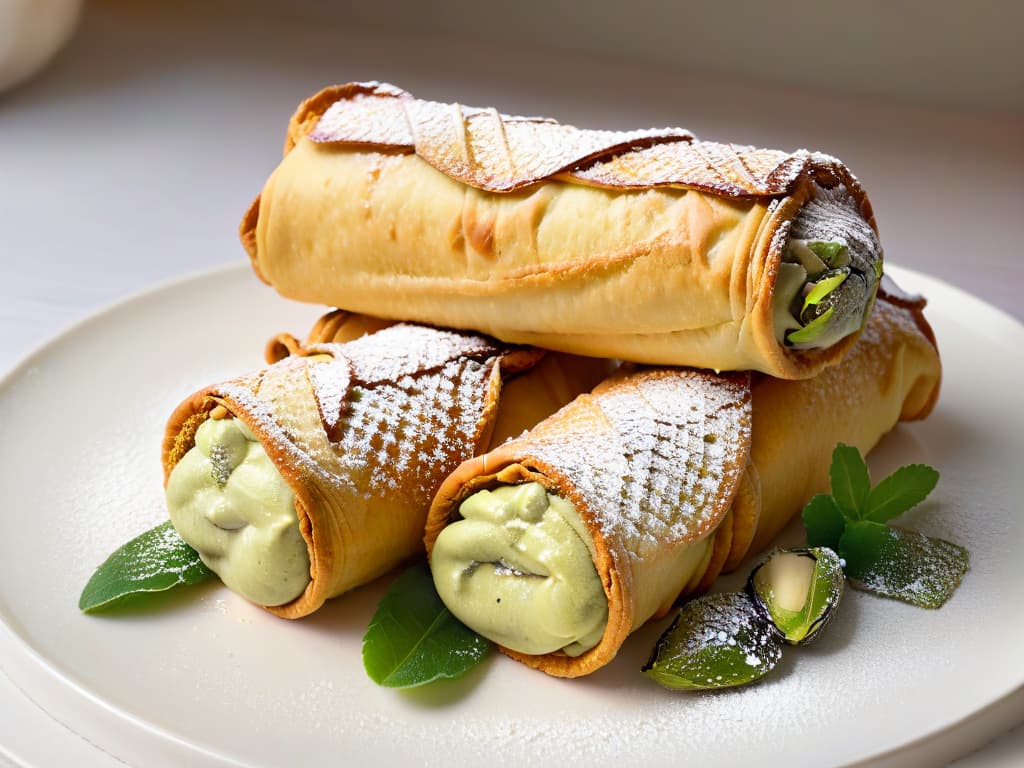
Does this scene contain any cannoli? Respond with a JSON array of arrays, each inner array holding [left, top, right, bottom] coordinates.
[[162, 320, 613, 618], [424, 288, 940, 677], [241, 81, 883, 379]]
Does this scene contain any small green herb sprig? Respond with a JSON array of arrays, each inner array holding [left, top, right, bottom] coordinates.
[[802, 444, 968, 608]]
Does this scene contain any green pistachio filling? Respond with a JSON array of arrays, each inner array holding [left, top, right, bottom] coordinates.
[[431, 483, 608, 657], [166, 417, 310, 606], [773, 188, 883, 349]]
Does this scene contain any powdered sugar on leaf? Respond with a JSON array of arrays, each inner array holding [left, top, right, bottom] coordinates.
[[79, 521, 214, 612], [643, 592, 782, 690]]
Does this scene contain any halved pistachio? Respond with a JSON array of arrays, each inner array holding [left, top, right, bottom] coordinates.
[[642, 592, 782, 691], [746, 547, 844, 646]]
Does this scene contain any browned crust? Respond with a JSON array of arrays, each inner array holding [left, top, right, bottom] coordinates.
[[721, 463, 762, 573], [422, 291, 939, 678], [743, 176, 878, 381], [691, 510, 733, 597], [264, 310, 399, 364], [295, 82, 869, 202], [239, 195, 262, 269]]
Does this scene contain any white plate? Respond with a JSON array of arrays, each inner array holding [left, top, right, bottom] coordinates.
[[0, 264, 1021, 768]]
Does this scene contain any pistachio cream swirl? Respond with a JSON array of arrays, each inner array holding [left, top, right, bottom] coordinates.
[[773, 186, 883, 349], [166, 416, 310, 606], [431, 482, 608, 657]]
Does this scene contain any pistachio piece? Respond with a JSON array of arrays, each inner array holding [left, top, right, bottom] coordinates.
[[805, 240, 851, 269], [801, 268, 850, 320], [642, 593, 782, 691], [747, 547, 844, 646]]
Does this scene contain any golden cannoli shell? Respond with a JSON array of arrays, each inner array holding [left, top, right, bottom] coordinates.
[[241, 82, 878, 378]]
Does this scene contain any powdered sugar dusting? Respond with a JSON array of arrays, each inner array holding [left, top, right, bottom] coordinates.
[[304, 82, 864, 199], [320, 323, 500, 384], [215, 324, 507, 503], [17, 262, 1020, 768], [515, 369, 752, 563], [848, 297, 928, 392], [308, 81, 693, 193], [120, 523, 206, 584], [331, 358, 495, 499], [647, 592, 782, 687], [307, 355, 351, 440], [769, 183, 880, 273], [850, 527, 969, 608]]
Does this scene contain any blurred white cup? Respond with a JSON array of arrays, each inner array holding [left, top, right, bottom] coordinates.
[[0, 0, 82, 92]]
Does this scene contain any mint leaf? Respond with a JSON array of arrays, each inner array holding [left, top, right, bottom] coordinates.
[[363, 565, 490, 688], [829, 443, 871, 519], [865, 464, 939, 523], [79, 521, 215, 612], [835, 519, 890, 575], [805, 445, 966, 609], [839, 522, 969, 609], [802, 494, 847, 550]]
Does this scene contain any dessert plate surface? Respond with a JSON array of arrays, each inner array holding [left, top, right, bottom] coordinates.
[[0, 264, 1020, 767]]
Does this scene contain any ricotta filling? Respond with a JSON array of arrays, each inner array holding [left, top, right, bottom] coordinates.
[[166, 416, 310, 606], [431, 483, 608, 657]]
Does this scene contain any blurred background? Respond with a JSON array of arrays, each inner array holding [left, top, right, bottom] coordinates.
[[1, 1, 1022, 764]]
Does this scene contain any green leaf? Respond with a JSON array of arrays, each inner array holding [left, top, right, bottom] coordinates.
[[864, 464, 940, 523], [836, 520, 891, 577], [642, 593, 783, 691], [839, 522, 969, 609], [802, 494, 847, 550], [79, 521, 215, 612], [829, 443, 871, 519], [363, 565, 491, 688]]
